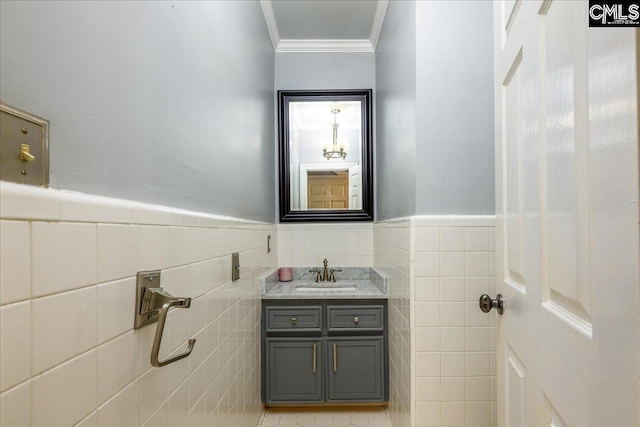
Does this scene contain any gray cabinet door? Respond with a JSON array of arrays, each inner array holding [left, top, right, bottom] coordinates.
[[326, 337, 384, 402], [266, 338, 323, 403]]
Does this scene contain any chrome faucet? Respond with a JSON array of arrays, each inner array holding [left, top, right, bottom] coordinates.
[[309, 259, 342, 283]]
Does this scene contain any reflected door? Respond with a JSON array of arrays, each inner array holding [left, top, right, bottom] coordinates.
[[495, 1, 639, 426], [307, 171, 348, 209], [348, 164, 362, 210]]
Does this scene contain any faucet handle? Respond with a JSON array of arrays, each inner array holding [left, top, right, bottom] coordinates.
[[309, 267, 321, 283], [328, 268, 342, 282]]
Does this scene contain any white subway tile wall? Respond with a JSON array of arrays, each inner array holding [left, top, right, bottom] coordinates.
[[278, 223, 373, 268], [373, 218, 411, 427], [412, 216, 497, 427], [0, 301, 31, 391], [1, 181, 497, 427], [374, 215, 496, 427], [32, 286, 98, 374], [0, 182, 276, 427], [0, 220, 30, 305]]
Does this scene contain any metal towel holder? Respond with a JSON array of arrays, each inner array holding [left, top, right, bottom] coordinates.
[[134, 271, 196, 367]]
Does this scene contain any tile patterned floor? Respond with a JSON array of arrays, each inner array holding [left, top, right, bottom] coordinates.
[[260, 407, 390, 427]]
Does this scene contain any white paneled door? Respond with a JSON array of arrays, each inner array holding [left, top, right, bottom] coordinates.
[[494, 1, 639, 426]]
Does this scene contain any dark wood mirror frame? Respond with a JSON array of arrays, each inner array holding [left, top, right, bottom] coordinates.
[[278, 89, 374, 223]]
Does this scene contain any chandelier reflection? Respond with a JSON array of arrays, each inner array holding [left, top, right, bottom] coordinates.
[[322, 108, 347, 160]]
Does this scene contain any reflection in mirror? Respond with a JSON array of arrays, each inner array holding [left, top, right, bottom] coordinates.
[[289, 101, 362, 211], [278, 90, 373, 223]]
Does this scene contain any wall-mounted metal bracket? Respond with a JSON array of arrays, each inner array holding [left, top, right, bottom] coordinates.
[[232, 252, 240, 281], [134, 270, 163, 329], [134, 270, 196, 367]]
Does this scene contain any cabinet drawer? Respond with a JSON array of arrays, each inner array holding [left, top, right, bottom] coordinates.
[[266, 306, 322, 332], [328, 305, 384, 331]]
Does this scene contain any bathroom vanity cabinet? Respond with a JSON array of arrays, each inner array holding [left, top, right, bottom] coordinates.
[[261, 300, 388, 405]]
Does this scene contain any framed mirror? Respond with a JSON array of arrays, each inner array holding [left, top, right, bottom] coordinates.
[[278, 89, 373, 222]]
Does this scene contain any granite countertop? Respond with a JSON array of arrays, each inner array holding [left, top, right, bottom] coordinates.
[[259, 267, 388, 300]]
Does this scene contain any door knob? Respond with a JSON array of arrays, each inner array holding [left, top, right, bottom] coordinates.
[[479, 294, 504, 315]]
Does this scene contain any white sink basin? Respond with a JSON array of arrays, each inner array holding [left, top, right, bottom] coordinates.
[[295, 284, 357, 292]]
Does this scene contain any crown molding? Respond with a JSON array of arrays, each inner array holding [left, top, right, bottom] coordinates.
[[260, 0, 280, 51], [276, 39, 374, 53], [369, 0, 389, 50]]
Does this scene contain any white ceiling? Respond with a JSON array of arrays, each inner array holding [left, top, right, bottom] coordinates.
[[290, 101, 362, 130], [260, 0, 389, 53]]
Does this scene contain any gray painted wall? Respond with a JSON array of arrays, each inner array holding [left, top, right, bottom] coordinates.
[[375, 1, 417, 221], [0, 1, 276, 222], [374, 0, 494, 219], [274, 52, 376, 220], [275, 53, 375, 90], [415, 1, 495, 214]]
